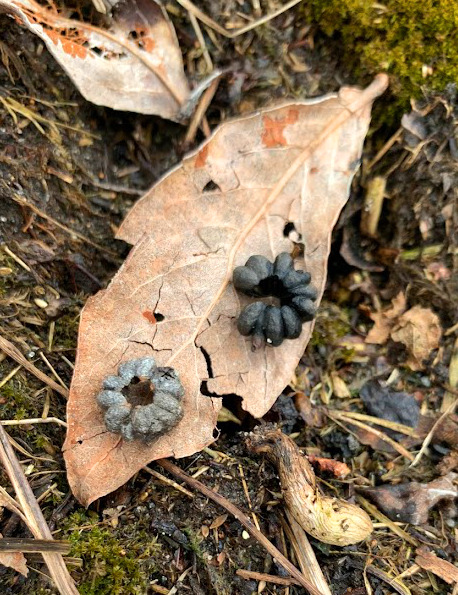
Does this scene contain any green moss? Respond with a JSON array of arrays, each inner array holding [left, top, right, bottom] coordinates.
[[183, 526, 205, 560], [53, 312, 79, 350], [310, 302, 351, 348], [304, 0, 458, 117], [0, 377, 39, 420], [62, 513, 161, 595]]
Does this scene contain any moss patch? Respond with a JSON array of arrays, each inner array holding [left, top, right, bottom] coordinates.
[[63, 512, 161, 595], [305, 0, 457, 117]]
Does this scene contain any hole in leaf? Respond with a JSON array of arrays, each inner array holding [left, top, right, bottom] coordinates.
[[283, 221, 302, 241], [283, 222, 296, 237], [123, 377, 155, 407], [203, 180, 220, 193], [220, 395, 258, 431], [154, 312, 165, 322], [199, 346, 214, 378], [200, 380, 215, 397]]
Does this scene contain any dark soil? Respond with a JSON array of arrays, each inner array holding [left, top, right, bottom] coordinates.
[[0, 3, 456, 595]]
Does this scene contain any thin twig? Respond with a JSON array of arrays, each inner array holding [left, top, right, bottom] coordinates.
[[0, 417, 67, 428], [3, 244, 31, 271], [188, 11, 213, 71], [156, 458, 325, 595], [184, 76, 220, 144], [236, 569, 301, 586], [0, 425, 78, 594], [11, 195, 118, 257], [143, 466, 193, 498], [0, 364, 22, 388], [0, 335, 69, 399], [366, 127, 403, 171], [39, 351, 69, 390], [410, 398, 458, 467]]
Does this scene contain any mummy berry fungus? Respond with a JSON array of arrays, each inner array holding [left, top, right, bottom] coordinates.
[[233, 253, 317, 347], [97, 356, 184, 443]]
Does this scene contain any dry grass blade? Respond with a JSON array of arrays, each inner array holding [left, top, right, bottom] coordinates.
[[0, 538, 71, 554], [176, 0, 303, 38], [283, 510, 332, 595], [0, 486, 29, 525], [0, 335, 69, 398], [156, 458, 325, 595], [0, 425, 78, 594], [329, 411, 414, 461], [331, 409, 419, 437], [357, 495, 419, 547]]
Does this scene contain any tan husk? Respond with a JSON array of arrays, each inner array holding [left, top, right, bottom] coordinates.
[[247, 426, 373, 546]]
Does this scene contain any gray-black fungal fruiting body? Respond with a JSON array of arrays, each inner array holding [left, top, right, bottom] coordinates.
[[97, 356, 184, 443], [233, 253, 317, 347]]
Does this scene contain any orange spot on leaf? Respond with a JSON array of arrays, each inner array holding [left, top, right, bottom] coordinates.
[[45, 30, 88, 59], [133, 27, 156, 53], [142, 311, 157, 324], [262, 108, 299, 148], [195, 144, 209, 168]]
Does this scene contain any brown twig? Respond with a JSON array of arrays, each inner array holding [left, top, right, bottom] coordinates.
[[0, 425, 78, 594], [0, 335, 69, 399], [236, 569, 301, 586], [184, 76, 220, 145], [156, 458, 324, 595]]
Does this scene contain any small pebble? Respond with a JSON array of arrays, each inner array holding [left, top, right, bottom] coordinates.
[[242, 530, 250, 540]]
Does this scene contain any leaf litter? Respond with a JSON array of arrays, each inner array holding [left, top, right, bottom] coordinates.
[[0, 0, 189, 119], [63, 75, 389, 505]]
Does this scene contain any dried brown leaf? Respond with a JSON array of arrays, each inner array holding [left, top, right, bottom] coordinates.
[[365, 292, 406, 344], [0, 548, 28, 577], [363, 473, 457, 525], [0, 0, 189, 119], [64, 76, 388, 505], [391, 305, 442, 370], [0, 533, 28, 577], [209, 513, 228, 530], [415, 546, 458, 584]]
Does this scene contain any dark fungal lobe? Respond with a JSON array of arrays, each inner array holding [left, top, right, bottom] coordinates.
[[233, 253, 317, 348], [97, 357, 184, 443]]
